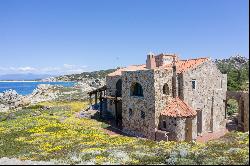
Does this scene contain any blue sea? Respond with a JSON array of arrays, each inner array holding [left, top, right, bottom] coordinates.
[[0, 82, 75, 95]]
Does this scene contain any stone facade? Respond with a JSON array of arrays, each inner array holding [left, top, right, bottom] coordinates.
[[121, 70, 156, 139], [104, 53, 227, 141], [181, 60, 227, 135]]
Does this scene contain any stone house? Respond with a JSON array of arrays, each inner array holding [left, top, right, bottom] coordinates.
[[103, 53, 227, 141]]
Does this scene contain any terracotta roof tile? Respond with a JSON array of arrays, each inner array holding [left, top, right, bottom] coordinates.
[[160, 57, 209, 73], [161, 97, 197, 118], [107, 64, 147, 76], [107, 57, 209, 76]]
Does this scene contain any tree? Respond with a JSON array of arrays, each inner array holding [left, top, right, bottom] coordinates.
[[215, 55, 249, 91]]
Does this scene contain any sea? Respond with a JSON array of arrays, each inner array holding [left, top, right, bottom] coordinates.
[[0, 81, 75, 95]]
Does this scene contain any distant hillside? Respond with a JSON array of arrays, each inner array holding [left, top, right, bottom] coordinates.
[[0, 73, 55, 81], [56, 68, 116, 81], [215, 55, 249, 91]]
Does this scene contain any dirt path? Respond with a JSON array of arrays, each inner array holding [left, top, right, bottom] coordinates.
[[0, 157, 56, 165]]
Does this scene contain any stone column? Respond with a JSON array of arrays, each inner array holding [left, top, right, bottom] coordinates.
[[172, 57, 177, 98], [225, 99, 227, 119], [89, 93, 92, 109], [115, 95, 118, 126], [95, 92, 98, 106], [99, 91, 103, 117]]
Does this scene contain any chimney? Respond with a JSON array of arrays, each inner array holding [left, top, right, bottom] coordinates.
[[146, 53, 156, 69], [172, 57, 177, 98]]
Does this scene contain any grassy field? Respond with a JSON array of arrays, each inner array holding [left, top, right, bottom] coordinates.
[[0, 101, 249, 165]]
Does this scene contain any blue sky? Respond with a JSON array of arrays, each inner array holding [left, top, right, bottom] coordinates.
[[0, 0, 248, 75]]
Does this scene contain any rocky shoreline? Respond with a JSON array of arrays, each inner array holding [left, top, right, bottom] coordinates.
[[0, 78, 105, 112], [0, 84, 59, 112]]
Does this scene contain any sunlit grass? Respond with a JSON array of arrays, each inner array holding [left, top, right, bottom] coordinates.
[[0, 101, 249, 165]]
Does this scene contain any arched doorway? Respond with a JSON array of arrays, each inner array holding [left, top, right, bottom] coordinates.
[[226, 99, 240, 131], [115, 79, 122, 129], [116, 79, 122, 97]]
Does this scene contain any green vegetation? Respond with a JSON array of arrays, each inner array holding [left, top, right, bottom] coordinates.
[[56, 69, 116, 81], [53, 86, 87, 101], [227, 99, 239, 116], [215, 55, 249, 91], [0, 101, 248, 164]]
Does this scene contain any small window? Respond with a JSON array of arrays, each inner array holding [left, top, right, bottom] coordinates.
[[221, 79, 223, 88], [163, 83, 170, 95], [163, 121, 167, 129], [192, 80, 196, 90], [131, 82, 144, 97], [141, 111, 145, 119], [129, 108, 133, 117]]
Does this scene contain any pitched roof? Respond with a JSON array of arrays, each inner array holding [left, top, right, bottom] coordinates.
[[107, 57, 209, 76], [107, 64, 146, 76], [161, 97, 197, 118], [160, 57, 209, 73]]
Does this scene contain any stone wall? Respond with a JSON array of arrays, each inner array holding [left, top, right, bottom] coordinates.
[[242, 92, 249, 132], [159, 116, 186, 141], [155, 130, 168, 141], [238, 91, 249, 132], [153, 69, 174, 129], [181, 60, 227, 135], [121, 69, 156, 139]]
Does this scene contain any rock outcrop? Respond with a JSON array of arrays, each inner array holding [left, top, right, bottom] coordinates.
[[75, 78, 105, 91], [40, 77, 58, 82], [0, 90, 24, 112], [0, 84, 59, 112], [25, 84, 59, 104]]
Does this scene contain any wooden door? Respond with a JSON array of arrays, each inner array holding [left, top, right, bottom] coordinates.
[[197, 110, 202, 135], [185, 118, 193, 141]]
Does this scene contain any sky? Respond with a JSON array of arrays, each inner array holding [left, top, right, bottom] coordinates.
[[0, 0, 249, 75]]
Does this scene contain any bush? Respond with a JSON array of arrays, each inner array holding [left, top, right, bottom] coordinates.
[[227, 99, 238, 116]]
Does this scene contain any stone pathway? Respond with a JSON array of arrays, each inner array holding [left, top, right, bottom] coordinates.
[[196, 128, 229, 143], [103, 128, 121, 136]]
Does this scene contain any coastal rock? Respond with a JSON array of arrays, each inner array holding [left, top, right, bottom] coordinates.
[[0, 104, 8, 112], [74, 77, 105, 91], [0, 84, 59, 112], [0, 89, 24, 111], [25, 84, 59, 104], [40, 77, 58, 82]]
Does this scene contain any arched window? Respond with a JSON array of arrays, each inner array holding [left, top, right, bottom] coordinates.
[[130, 82, 143, 97], [116, 79, 122, 97], [163, 83, 170, 95]]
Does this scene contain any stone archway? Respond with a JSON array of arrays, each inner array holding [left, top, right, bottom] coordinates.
[[226, 91, 249, 132]]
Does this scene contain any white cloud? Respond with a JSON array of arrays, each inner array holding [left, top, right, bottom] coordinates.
[[18, 67, 36, 72], [0, 64, 88, 75], [63, 64, 75, 69]]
